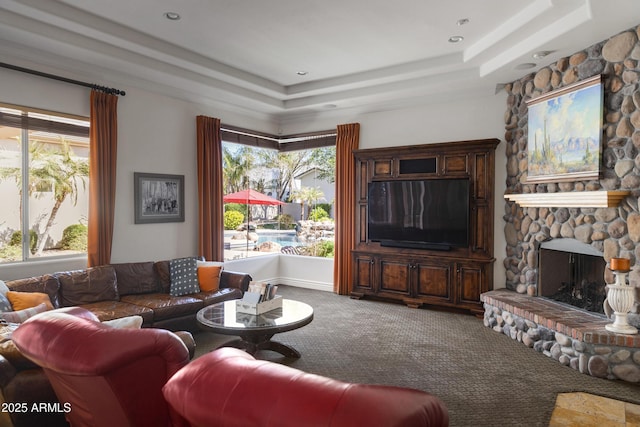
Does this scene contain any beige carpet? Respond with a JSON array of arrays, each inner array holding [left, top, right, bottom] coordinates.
[[193, 285, 640, 427]]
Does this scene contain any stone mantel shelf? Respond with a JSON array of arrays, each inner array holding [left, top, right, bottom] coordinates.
[[504, 190, 630, 208]]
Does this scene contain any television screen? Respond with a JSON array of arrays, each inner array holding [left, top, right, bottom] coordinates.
[[367, 179, 469, 249]]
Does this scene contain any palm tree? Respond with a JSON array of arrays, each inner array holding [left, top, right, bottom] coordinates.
[[30, 141, 89, 255], [222, 145, 255, 193], [290, 186, 325, 220]]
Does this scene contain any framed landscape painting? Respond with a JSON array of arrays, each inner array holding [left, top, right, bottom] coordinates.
[[526, 75, 603, 183], [134, 172, 184, 224]]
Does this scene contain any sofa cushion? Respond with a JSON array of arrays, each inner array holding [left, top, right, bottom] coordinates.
[[169, 257, 200, 296], [77, 300, 154, 324], [0, 303, 49, 323], [154, 260, 172, 294], [58, 266, 119, 306], [6, 291, 54, 311], [111, 262, 158, 295], [120, 294, 204, 321], [5, 275, 61, 309]]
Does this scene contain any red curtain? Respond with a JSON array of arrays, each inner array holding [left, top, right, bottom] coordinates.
[[87, 91, 118, 267], [196, 116, 224, 261], [333, 123, 360, 295]]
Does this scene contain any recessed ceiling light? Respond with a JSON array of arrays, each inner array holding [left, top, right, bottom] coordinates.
[[164, 12, 181, 21], [448, 35, 464, 43], [456, 18, 469, 26], [532, 50, 553, 59], [296, 71, 308, 76], [515, 63, 537, 70]]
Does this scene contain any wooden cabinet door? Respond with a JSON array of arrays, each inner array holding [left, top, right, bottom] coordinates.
[[353, 254, 376, 293], [378, 258, 411, 296], [415, 262, 452, 303], [456, 262, 485, 306]]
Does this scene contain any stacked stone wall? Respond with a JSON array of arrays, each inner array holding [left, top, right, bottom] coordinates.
[[484, 303, 640, 383], [503, 25, 640, 309]]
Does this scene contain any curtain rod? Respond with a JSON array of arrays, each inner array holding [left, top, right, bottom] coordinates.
[[0, 62, 126, 96]]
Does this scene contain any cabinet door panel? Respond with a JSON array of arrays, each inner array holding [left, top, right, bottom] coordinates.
[[379, 259, 411, 294], [442, 154, 468, 175], [472, 204, 491, 255], [416, 263, 451, 301], [353, 255, 375, 292], [457, 264, 483, 304]]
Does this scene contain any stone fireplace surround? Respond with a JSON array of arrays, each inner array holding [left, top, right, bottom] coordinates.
[[481, 25, 640, 383]]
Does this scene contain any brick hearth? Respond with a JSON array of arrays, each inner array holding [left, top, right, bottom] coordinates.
[[481, 290, 640, 383], [482, 290, 640, 347]]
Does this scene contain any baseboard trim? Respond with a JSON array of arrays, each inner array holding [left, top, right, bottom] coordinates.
[[257, 276, 333, 293]]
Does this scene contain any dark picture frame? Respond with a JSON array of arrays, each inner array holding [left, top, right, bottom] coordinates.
[[526, 74, 603, 183], [134, 172, 184, 224]]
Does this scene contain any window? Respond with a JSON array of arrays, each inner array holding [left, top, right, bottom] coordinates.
[[0, 104, 90, 264], [222, 138, 335, 261]]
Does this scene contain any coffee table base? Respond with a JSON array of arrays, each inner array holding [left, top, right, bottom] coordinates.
[[223, 335, 301, 358]]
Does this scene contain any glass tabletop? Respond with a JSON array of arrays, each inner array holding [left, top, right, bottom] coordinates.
[[197, 299, 313, 331]]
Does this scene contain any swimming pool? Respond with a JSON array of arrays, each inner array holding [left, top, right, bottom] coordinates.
[[256, 232, 303, 247]]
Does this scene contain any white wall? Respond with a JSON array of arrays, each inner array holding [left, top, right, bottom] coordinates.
[[0, 66, 507, 289]]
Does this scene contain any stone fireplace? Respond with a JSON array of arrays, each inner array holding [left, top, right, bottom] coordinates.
[[481, 25, 640, 384]]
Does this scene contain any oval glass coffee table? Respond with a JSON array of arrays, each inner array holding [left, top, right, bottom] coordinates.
[[197, 299, 313, 358]]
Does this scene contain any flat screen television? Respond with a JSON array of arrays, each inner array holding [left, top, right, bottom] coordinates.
[[367, 179, 470, 250]]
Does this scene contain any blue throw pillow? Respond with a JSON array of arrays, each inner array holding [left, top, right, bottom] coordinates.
[[169, 257, 200, 296], [0, 293, 11, 312], [0, 281, 11, 312]]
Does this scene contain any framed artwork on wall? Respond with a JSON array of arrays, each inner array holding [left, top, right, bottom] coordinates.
[[526, 74, 603, 183], [134, 172, 185, 224]]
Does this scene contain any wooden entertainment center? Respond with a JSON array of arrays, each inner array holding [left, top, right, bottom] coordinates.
[[351, 139, 499, 314]]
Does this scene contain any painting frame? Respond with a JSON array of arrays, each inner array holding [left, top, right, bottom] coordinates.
[[526, 74, 604, 183], [134, 172, 185, 224]]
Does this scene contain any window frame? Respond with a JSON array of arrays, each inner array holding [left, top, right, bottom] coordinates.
[[0, 103, 90, 264]]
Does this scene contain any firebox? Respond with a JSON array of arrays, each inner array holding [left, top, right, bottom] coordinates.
[[538, 239, 607, 314]]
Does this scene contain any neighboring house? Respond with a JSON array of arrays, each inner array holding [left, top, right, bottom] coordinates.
[[292, 168, 335, 219]]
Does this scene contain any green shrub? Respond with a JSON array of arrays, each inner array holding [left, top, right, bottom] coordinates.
[[276, 214, 295, 229], [316, 203, 332, 217], [0, 245, 21, 262], [307, 240, 334, 258], [224, 210, 244, 230], [308, 207, 329, 221], [60, 224, 88, 251], [9, 230, 38, 254], [225, 203, 247, 214]]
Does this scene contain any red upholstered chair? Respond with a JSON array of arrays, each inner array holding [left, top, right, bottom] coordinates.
[[11, 308, 190, 427], [163, 347, 449, 427]]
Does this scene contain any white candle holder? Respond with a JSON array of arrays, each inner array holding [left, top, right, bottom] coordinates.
[[605, 270, 638, 335]]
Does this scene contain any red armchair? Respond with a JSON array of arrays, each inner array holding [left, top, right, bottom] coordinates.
[[163, 347, 449, 427], [11, 308, 190, 427]]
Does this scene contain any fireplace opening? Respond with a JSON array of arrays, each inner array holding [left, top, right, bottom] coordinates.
[[538, 244, 607, 315]]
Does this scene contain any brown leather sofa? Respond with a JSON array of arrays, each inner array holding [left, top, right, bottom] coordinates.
[[3, 260, 251, 331], [0, 259, 251, 427]]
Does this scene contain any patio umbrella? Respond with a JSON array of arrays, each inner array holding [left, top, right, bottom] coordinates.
[[223, 189, 285, 251], [223, 189, 285, 206]]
